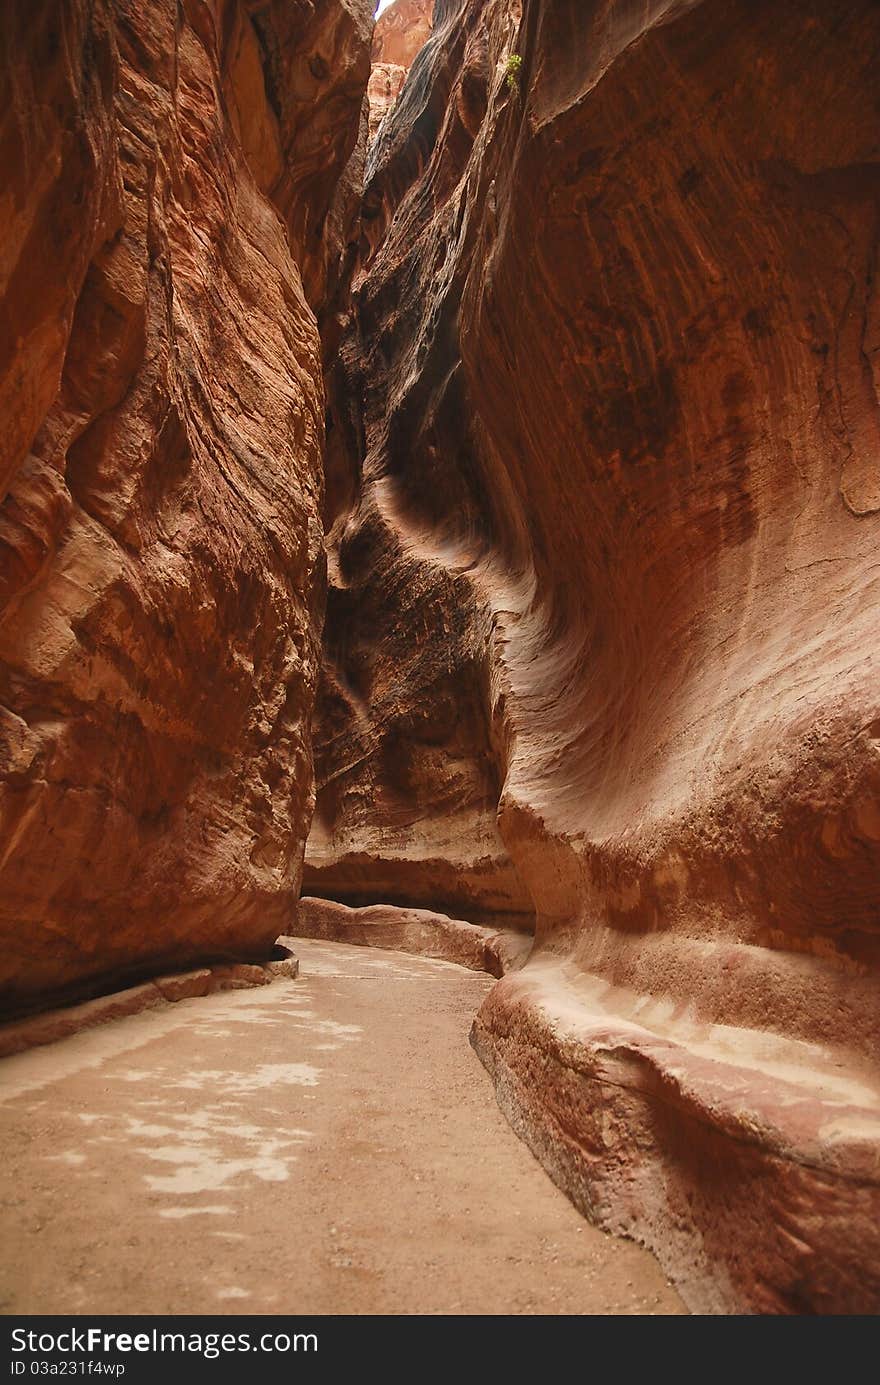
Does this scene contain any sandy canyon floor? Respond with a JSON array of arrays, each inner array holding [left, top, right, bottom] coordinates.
[[0, 940, 684, 1315]]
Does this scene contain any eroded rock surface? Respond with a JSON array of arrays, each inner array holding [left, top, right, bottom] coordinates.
[[307, 3, 534, 930], [306, 0, 880, 1312], [367, 63, 407, 144], [367, 0, 433, 142], [0, 0, 371, 1012], [372, 0, 433, 68], [296, 896, 531, 975]]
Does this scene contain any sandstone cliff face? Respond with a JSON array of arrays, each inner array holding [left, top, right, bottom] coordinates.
[[307, 7, 534, 931], [367, 64, 407, 144], [0, 0, 371, 1012], [306, 33, 527, 924], [367, 2, 434, 147], [307, 0, 880, 1311], [372, 0, 433, 67]]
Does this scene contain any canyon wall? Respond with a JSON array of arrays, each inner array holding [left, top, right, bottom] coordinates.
[[306, 0, 880, 1311], [373, 0, 434, 67], [0, 0, 372, 1012], [367, 0, 434, 139], [307, 0, 534, 928]]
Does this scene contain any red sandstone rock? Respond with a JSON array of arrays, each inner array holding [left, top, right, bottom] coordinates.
[[308, 0, 880, 1312], [0, 0, 371, 1013], [222, 0, 372, 315], [0, 949, 298, 1058], [371, 0, 433, 68], [367, 63, 408, 143], [295, 896, 531, 976], [367, 2, 433, 141], [4, 0, 880, 1315], [306, 0, 534, 925]]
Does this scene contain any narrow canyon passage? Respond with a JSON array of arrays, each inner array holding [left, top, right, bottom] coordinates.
[[0, 940, 684, 1316], [2, 0, 878, 1316]]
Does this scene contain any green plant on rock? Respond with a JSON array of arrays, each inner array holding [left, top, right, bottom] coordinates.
[[505, 52, 523, 96]]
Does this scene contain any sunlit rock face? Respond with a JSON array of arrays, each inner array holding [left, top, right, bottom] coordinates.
[[0, 0, 371, 1012], [372, 0, 433, 67], [367, 63, 407, 143], [367, 1, 434, 142], [307, 0, 880, 1312]]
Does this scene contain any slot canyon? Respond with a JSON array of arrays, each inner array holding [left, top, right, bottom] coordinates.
[[1, 0, 879, 1318]]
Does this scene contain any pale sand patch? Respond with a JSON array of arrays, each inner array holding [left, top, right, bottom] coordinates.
[[165, 1062, 320, 1093], [159, 1206, 234, 1220]]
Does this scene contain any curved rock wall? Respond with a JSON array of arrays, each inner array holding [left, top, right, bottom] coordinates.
[[307, 0, 880, 1311], [0, 0, 371, 1011], [305, 0, 534, 927]]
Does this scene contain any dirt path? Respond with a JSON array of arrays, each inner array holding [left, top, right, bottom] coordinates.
[[0, 939, 684, 1315]]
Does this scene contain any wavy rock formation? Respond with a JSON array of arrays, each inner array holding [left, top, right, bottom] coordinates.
[[0, 0, 371, 1012], [306, 2, 534, 930], [305, 0, 880, 1312], [368, 5, 434, 184]]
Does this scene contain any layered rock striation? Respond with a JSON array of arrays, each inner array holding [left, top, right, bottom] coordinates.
[[306, 0, 880, 1312], [306, 1, 534, 931], [367, 0, 433, 139], [0, 0, 371, 1012]]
